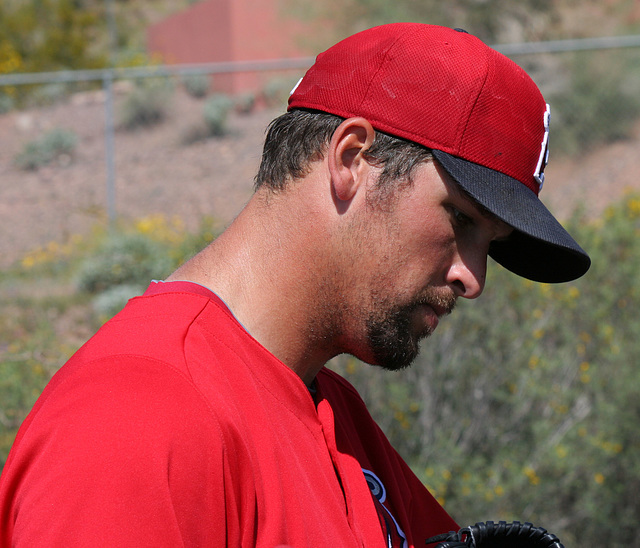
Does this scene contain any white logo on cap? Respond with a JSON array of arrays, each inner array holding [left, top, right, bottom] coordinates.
[[290, 77, 303, 96], [534, 103, 551, 192]]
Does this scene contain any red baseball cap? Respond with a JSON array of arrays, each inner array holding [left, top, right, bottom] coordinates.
[[288, 23, 590, 283]]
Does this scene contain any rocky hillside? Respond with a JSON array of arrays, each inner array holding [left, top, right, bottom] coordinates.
[[1, 81, 640, 269]]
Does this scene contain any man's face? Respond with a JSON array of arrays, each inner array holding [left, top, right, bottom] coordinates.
[[336, 159, 512, 371]]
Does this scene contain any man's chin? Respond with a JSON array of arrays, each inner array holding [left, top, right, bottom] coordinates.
[[364, 302, 437, 371], [374, 355, 417, 372], [369, 335, 425, 372]]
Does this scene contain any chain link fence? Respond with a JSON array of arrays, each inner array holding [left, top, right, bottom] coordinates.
[[1, 35, 640, 266]]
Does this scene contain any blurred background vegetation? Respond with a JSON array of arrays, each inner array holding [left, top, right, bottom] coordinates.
[[2, 1, 640, 547]]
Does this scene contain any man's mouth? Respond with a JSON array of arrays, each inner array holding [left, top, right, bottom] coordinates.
[[418, 291, 456, 318], [411, 291, 456, 335]]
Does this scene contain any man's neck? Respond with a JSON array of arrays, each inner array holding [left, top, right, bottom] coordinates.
[[166, 187, 341, 386]]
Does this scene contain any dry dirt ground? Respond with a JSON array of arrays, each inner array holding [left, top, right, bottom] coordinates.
[[0, 87, 279, 268], [1, 86, 640, 269]]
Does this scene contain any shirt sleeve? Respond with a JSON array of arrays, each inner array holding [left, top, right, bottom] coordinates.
[[0, 355, 236, 547]]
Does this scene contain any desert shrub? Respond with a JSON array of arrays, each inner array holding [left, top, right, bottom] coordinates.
[[118, 77, 174, 130], [203, 94, 234, 136], [0, 93, 14, 114], [180, 95, 235, 144], [182, 73, 210, 98], [75, 232, 174, 294], [0, 0, 106, 75], [15, 128, 78, 170], [179, 122, 210, 145], [92, 283, 145, 319], [549, 52, 640, 156], [27, 82, 70, 107], [234, 91, 256, 114], [262, 76, 300, 108], [0, 284, 98, 468], [0, 0, 106, 107]]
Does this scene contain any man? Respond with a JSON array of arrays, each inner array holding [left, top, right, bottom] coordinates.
[[0, 23, 589, 547]]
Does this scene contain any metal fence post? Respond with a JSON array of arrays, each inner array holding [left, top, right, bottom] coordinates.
[[103, 71, 117, 224]]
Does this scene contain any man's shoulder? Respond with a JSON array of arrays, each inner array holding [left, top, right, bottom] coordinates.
[[78, 285, 237, 365], [22, 287, 245, 433]]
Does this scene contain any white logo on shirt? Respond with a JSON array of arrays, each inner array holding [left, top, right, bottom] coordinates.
[[363, 468, 408, 548]]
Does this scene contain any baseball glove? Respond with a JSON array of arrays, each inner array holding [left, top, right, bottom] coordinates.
[[425, 520, 565, 548]]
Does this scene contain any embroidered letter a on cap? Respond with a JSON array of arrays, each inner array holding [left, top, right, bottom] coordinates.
[[534, 103, 551, 192]]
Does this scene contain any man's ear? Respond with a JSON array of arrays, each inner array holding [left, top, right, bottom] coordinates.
[[327, 117, 376, 203]]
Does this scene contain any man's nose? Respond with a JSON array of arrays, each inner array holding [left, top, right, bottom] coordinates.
[[446, 251, 487, 299]]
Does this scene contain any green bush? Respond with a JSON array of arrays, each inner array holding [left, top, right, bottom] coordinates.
[[262, 76, 300, 109], [92, 283, 145, 319], [118, 78, 174, 130], [15, 128, 78, 170], [75, 232, 174, 294], [0, 283, 98, 468], [234, 91, 256, 114], [180, 95, 235, 144], [181, 73, 210, 98], [27, 82, 69, 107], [550, 52, 640, 155], [203, 94, 234, 137], [0, 93, 14, 114], [0, 0, 107, 75]]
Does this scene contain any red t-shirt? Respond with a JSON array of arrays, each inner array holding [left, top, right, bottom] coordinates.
[[0, 282, 457, 547]]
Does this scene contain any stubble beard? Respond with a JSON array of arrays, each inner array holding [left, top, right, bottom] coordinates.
[[366, 287, 456, 371]]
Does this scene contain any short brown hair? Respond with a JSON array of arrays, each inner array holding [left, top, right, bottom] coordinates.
[[254, 109, 432, 198]]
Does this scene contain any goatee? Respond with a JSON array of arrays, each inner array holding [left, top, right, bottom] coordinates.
[[366, 288, 456, 371]]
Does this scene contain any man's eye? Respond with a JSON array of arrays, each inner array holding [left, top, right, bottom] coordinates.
[[451, 208, 473, 228]]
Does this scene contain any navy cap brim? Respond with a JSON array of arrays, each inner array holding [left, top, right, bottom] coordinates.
[[432, 149, 591, 283]]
